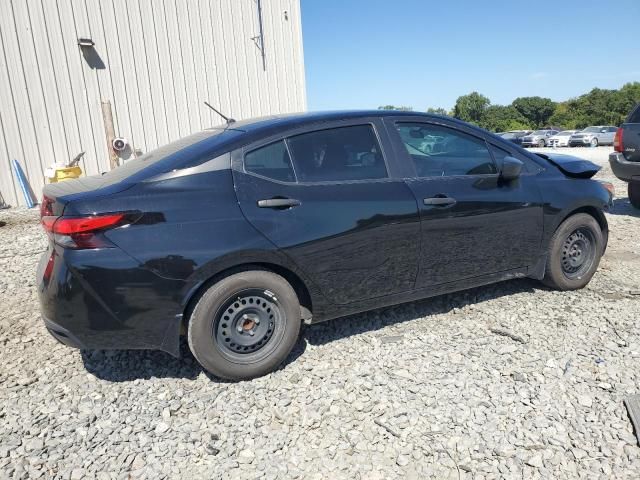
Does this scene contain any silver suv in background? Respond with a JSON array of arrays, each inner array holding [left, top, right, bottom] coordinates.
[[569, 126, 617, 147], [521, 129, 559, 147]]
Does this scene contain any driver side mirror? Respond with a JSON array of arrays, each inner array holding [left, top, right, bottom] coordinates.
[[501, 156, 523, 181]]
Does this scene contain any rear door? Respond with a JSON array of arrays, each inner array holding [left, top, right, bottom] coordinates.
[[623, 106, 640, 161], [385, 117, 544, 288], [232, 119, 421, 305]]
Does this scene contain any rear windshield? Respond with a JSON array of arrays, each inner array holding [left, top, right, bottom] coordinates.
[[628, 104, 640, 123], [99, 129, 236, 183]]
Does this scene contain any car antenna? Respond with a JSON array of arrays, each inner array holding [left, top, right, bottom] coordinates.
[[204, 101, 235, 125]]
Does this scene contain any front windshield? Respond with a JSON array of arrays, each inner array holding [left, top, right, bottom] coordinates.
[[532, 130, 547, 135], [582, 127, 600, 133]]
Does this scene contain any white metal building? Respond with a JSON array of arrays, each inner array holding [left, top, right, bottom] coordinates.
[[0, 0, 306, 207]]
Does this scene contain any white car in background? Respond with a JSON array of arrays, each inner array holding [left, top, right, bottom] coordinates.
[[548, 130, 577, 147]]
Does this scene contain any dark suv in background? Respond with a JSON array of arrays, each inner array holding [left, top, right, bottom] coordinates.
[[610, 104, 640, 208]]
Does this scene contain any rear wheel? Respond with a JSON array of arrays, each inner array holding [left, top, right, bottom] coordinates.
[[188, 270, 301, 380], [629, 181, 640, 209], [542, 213, 603, 290]]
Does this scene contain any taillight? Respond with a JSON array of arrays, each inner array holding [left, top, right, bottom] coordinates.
[[614, 128, 624, 153], [42, 213, 130, 249]]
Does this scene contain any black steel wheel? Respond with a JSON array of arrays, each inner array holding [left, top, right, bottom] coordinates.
[[214, 289, 281, 359], [542, 213, 603, 290], [560, 228, 596, 279], [188, 270, 301, 380]]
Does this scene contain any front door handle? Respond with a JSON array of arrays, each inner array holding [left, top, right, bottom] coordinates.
[[257, 198, 301, 209], [423, 196, 456, 207]]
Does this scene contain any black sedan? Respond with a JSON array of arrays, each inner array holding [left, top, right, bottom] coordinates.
[[38, 111, 612, 380]]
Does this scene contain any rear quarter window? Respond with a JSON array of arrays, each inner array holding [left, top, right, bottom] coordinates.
[[244, 140, 296, 182], [628, 104, 640, 123]]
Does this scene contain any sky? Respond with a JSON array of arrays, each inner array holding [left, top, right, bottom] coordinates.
[[300, 0, 640, 111]]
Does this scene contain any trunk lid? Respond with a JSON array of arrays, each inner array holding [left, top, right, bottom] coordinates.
[[535, 153, 600, 178]]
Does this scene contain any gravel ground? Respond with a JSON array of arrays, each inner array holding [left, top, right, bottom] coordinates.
[[1, 146, 639, 479]]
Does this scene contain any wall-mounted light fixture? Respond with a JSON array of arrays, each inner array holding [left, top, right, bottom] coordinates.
[[77, 38, 95, 48]]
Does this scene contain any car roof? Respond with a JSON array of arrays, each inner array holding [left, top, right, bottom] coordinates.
[[205, 110, 457, 138]]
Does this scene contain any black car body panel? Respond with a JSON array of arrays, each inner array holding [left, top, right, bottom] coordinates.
[[37, 110, 611, 357]]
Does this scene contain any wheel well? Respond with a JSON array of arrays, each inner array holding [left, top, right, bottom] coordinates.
[[182, 263, 313, 332], [562, 206, 608, 234]]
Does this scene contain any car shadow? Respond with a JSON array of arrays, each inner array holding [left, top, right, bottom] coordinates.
[[81, 278, 540, 382], [608, 197, 640, 217]]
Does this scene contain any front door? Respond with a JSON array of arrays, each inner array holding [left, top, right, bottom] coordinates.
[[387, 118, 544, 288], [232, 120, 421, 305]]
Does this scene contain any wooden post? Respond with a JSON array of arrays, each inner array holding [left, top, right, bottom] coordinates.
[[101, 100, 118, 170]]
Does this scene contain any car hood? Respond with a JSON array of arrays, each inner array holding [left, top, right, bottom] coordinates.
[[536, 153, 601, 178]]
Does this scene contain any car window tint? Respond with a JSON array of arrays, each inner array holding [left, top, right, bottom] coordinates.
[[287, 125, 387, 182], [489, 145, 542, 174], [395, 123, 497, 177], [244, 140, 295, 182]]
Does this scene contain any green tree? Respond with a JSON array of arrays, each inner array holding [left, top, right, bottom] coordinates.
[[453, 92, 490, 124], [480, 105, 531, 132], [378, 105, 413, 111], [426, 107, 448, 115], [512, 96, 556, 128]]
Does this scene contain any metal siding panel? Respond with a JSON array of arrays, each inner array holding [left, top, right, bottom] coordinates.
[[26, 0, 71, 170], [100, 0, 134, 153], [0, 104, 19, 207], [41, 0, 84, 169], [163, 0, 192, 138], [0, 2, 25, 206], [9, 0, 54, 198], [151, 0, 180, 142], [220, 0, 243, 119], [139, 0, 169, 146], [126, 0, 159, 150], [69, 0, 110, 174], [291, 0, 307, 110], [176, 0, 202, 132], [185, 0, 208, 130], [263, 0, 285, 114], [198, 0, 218, 127], [110, 0, 147, 153], [209, 0, 232, 126], [56, 0, 101, 175]]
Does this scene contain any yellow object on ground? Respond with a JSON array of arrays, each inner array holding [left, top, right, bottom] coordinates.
[[49, 166, 82, 183]]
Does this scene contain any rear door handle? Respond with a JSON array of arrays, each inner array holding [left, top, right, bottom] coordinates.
[[257, 198, 301, 209], [423, 196, 456, 207]]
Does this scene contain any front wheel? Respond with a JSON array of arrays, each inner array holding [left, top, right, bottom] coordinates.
[[629, 181, 640, 209], [542, 213, 603, 290], [538, 139, 546, 147], [188, 270, 301, 380], [590, 137, 599, 147]]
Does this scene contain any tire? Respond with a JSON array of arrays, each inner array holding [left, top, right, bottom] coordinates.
[[629, 181, 640, 209], [188, 270, 301, 380], [590, 137, 599, 147], [538, 139, 546, 147], [542, 213, 603, 291]]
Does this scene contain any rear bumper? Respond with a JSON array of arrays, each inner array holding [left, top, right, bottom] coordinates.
[[37, 245, 183, 357], [609, 152, 640, 182]]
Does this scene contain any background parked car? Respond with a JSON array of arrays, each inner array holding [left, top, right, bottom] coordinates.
[[548, 130, 577, 147], [569, 126, 618, 147], [498, 131, 530, 146], [521, 130, 559, 147], [609, 103, 640, 208]]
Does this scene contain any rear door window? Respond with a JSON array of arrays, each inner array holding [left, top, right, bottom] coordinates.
[[286, 125, 388, 182], [395, 123, 497, 177], [244, 140, 296, 182]]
